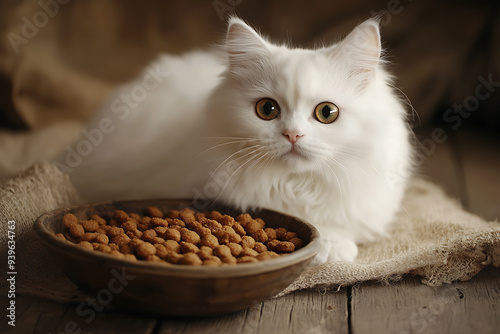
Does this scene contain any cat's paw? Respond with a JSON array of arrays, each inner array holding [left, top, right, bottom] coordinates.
[[311, 237, 358, 266]]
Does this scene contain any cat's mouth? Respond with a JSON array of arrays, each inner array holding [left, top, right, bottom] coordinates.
[[283, 146, 309, 160]]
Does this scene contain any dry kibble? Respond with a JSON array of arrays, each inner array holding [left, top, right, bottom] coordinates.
[[289, 237, 304, 249], [283, 231, 298, 241], [140, 216, 151, 225], [213, 245, 232, 259], [167, 210, 180, 219], [146, 255, 162, 262], [154, 226, 168, 238], [128, 213, 142, 221], [94, 234, 109, 245], [81, 233, 98, 242], [77, 241, 93, 250], [264, 228, 277, 241], [208, 211, 223, 221], [129, 239, 145, 249], [126, 229, 142, 239], [151, 217, 168, 227], [94, 244, 111, 253], [232, 223, 246, 236], [124, 254, 137, 261], [236, 213, 252, 226], [252, 229, 268, 243], [142, 229, 157, 243], [241, 236, 255, 249], [164, 228, 181, 242], [114, 210, 130, 223], [164, 240, 180, 253], [222, 256, 237, 264], [82, 220, 100, 232], [59, 207, 304, 266], [154, 237, 166, 244], [200, 234, 219, 248], [254, 242, 267, 253], [275, 227, 288, 240], [237, 256, 259, 263], [178, 252, 202, 265], [217, 215, 234, 226], [179, 208, 196, 223], [266, 239, 280, 251], [120, 244, 134, 254], [195, 226, 211, 238], [147, 206, 164, 218], [195, 212, 207, 220], [180, 228, 200, 245], [203, 257, 222, 266], [202, 219, 223, 234], [111, 234, 131, 247], [197, 248, 213, 260], [121, 220, 137, 232], [69, 224, 85, 238], [154, 244, 169, 259], [227, 243, 243, 257], [63, 213, 78, 228], [107, 226, 123, 238], [244, 220, 260, 235], [164, 251, 183, 263], [80, 232, 98, 242], [180, 241, 200, 254], [242, 247, 259, 257], [109, 250, 125, 258], [91, 214, 107, 225], [170, 219, 186, 228], [136, 242, 156, 258]]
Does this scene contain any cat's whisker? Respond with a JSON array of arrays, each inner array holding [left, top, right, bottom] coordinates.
[[387, 82, 421, 126], [204, 136, 264, 142], [324, 156, 354, 188], [211, 147, 266, 203], [316, 158, 345, 211], [247, 151, 270, 183], [194, 138, 263, 158], [206, 144, 265, 187]]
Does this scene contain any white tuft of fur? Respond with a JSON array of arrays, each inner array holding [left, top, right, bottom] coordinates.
[[64, 18, 413, 263]]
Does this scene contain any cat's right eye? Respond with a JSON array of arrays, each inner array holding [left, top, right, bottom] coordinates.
[[255, 98, 280, 121]]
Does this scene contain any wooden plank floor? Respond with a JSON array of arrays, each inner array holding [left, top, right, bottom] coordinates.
[[2, 126, 499, 334]]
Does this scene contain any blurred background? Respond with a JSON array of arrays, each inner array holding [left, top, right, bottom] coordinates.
[[0, 0, 499, 207]]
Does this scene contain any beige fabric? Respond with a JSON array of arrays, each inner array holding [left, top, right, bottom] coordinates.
[[282, 179, 500, 294], [1, 162, 499, 303], [0, 161, 87, 302]]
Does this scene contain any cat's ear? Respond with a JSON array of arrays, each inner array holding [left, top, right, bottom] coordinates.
[[332, 19, 382, 88], [226, 17, 271, 79]]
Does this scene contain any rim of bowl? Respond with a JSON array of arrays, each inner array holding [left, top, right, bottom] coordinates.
[[34, 201, 321, 278]]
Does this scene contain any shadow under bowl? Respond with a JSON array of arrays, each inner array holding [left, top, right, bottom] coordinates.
[[34, 199, 320, 317]]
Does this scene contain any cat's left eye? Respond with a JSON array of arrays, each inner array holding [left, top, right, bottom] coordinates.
[[314, 102, 339, 124], [255, 98, 280, 121]]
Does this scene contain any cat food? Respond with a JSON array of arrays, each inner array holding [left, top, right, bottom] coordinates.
[[56, 207, 304, 266]]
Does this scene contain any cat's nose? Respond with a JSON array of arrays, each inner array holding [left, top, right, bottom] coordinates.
[[282, 130, 304, 144]]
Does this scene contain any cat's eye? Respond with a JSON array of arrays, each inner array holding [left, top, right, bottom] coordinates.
[[255, 98, 280, 121], [314, 102, 339, 124]]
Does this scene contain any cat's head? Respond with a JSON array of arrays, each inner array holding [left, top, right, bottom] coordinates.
[[212, 17, 404, 175]]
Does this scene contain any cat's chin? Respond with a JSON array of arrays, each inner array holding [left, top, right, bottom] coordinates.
[[279, 150, 316, 171]]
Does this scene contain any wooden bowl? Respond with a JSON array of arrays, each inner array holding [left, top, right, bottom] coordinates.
[[34, 199, 320, 317]]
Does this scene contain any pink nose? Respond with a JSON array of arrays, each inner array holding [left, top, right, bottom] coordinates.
[[282, 130, 304, 144]]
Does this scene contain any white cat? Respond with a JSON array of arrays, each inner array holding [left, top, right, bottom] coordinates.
[[62, 18, 413, 263]]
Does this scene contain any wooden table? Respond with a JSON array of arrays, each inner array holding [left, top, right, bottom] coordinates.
[[2, 127, 499, 334]]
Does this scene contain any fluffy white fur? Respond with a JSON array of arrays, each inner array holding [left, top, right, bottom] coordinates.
[[64, 18, 413, 263]]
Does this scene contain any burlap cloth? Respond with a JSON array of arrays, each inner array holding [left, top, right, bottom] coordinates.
[[1, 161, 499, 303]]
